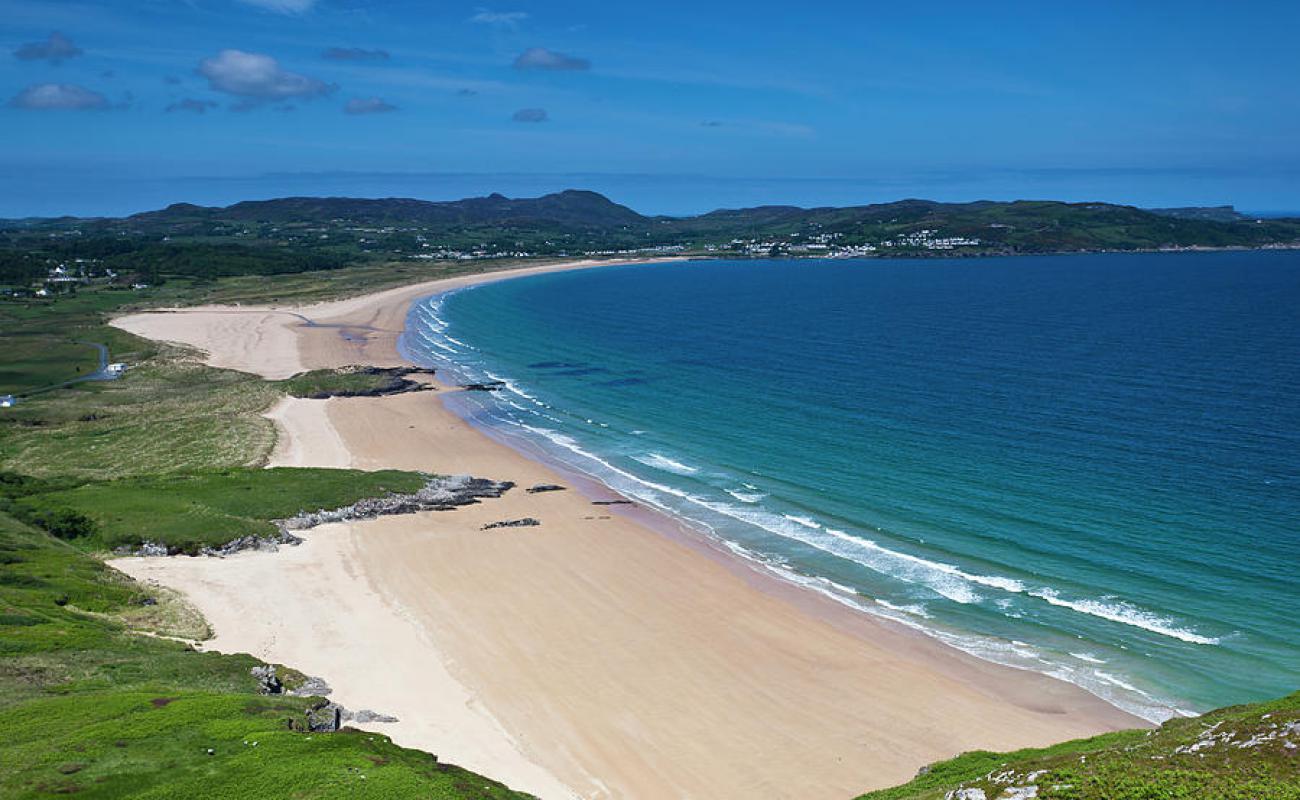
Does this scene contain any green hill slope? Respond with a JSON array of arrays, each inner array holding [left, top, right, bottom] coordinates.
[[860, 693, 1300, 800]]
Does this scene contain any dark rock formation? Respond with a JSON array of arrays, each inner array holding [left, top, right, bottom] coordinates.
[[281, 475, 514, 532], [122, 475, 514, 558], [289, 676, 332, 697], [461, 381, 505, 392], [200, 530, 303, 557], [526, 484, 566, 494], [592, 499, 633, 506], [304, 700, 343, 733], [348, 709, 399, 724], [251, 665, 284, 695], [482, 518, 541, 530]]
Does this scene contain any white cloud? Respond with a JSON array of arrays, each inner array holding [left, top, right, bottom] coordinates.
[[197, 50, 335, 101], [513, 47, 589, 71], [235, 0, 318, 13], [9, 83, 107, 110]]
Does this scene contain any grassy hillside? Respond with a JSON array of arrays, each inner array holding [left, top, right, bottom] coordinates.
[[860, 693, 1300, 800], [0, 510, 534, 799], [4, 467, 426, 554]]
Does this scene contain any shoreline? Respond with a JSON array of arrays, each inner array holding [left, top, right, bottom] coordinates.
[[112, 257, 1146, 799]]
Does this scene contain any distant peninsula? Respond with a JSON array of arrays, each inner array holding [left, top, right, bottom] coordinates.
[[2, 191, 1298, 289]]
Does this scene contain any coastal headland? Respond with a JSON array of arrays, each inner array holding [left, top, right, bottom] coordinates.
[[112, 257, 1142, 799]]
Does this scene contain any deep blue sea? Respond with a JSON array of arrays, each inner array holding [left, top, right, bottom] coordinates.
[[401, 252, 1300, 721]]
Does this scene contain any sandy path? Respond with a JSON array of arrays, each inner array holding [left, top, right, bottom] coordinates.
[[112, 258, 1143, 799]]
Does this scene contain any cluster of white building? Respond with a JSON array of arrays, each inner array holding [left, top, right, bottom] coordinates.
[[880, 229, 982, 250]]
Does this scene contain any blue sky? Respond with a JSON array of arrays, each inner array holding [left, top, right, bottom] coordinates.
[[3, 0, 1298, 217]]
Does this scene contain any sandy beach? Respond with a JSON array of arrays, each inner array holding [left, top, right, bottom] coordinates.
[[113, 258, 1142, 799]]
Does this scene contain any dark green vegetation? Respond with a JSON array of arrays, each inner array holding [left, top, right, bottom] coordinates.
[[0, 511, 534, 799], [3, 467, 425, 554], [278, 366, 431, 400], [860, 693, 1300, 800], [3, 192, 1299, 292]]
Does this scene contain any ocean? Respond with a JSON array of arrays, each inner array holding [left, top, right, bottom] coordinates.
[[401, 252, 1300, 722]]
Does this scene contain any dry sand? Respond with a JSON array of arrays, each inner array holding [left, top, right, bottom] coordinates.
[[112, 258, 1143, 799]]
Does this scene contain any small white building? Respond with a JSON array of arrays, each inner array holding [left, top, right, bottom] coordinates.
[[0, 395, 15, 408], [105, 363, 127, 377]]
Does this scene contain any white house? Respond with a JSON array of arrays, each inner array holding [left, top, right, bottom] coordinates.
[[0, 395, 15, 408], [105, 363, 127, 377]]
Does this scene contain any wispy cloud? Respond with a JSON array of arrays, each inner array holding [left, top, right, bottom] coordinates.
[[323, 47, 390, 61], [14, 31, 82, 63], [9, 83, 107, 110], [197, 50, 336, 102], [513, 47, 589, 71], [235, 0, 318, 14], [167, 98, 218, 114], [512, 107, 548, 122], [470, 10, 529, 28], [345, 96, 397, 115]]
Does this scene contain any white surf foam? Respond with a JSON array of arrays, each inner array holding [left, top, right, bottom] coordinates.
[[633, 452, 699, 474], [1031, 589, 1219, 645]]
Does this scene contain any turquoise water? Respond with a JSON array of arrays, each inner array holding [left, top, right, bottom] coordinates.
[[401, 252, 1300, 721]]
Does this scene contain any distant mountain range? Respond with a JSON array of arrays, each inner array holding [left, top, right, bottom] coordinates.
[[3, 191, 1298, 285], [129, 190, 647, 230]]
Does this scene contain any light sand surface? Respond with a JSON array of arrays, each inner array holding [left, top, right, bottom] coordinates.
[[112, 259, 1143, 799], [264, 397, 351, 469]]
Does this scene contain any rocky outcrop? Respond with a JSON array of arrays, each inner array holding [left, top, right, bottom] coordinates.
[[251, 665, 284, 695], [296, 367, 437, 399], [119, 476, 513, 558], [304, 700, 343, 733], [252, 666, 397, 729], [117, 531, 302, 558], [461, 381, 505, 392], [289, 675, 332, 697], [348, 709, 399, 724], [526, 484, 566, 494], [200, 530, 303, 557], [592, 499, 633, 506], [482, 518, 540, 530], [281, 475, 514, 532]]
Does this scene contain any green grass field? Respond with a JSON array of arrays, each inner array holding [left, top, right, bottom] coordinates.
[[0, 290, 156, 396], [0, 353, 282, 480], [277, 367, 416, 399], [11, 467, 426, 553]]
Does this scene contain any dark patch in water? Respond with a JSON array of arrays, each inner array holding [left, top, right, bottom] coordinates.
[[528, 361, 586, 369], [599, 377, 646, 387]]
